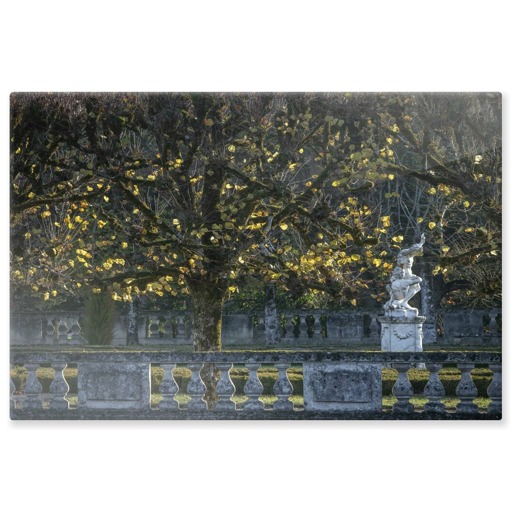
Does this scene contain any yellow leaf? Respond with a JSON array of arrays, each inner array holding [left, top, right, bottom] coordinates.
[[279, 223, 288, 231], [441, 246, 450, 253], [228, 286, 237, 293], [122, 242, 128, 249], [373, 258, 382, 267], [427, 187, 436, 195], [428, 222, 436, 230], [227, 145, 236, 153], [388, 174, 394, 180], [417, 217, 424, 223], [463, 201, 470, 208]]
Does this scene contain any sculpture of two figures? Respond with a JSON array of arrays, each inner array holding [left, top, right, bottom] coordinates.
[[384, 233, 425, 318]]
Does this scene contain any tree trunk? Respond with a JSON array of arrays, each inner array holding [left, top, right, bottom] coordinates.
[[126, 295, 140, 345], [189, 283, 227, 351], [420, 262, 436, 344], [264, 284, 280, 345]]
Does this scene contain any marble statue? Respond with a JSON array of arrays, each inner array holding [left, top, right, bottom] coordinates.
[[384, 233, 425, 316]]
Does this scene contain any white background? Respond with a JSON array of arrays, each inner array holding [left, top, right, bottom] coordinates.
[[1, 2, 509, 511]]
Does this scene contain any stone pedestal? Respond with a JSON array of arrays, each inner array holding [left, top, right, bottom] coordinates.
[[378, 313, 425, 352]]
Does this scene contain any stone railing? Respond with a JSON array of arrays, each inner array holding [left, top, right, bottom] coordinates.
[[10, 308, 501, 346], [10, 350, 501, 420]]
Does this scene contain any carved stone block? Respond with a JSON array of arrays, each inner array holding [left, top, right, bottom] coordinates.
[[379, 316, 425, 352], [303, 363, 382, 412], [77, 362, 150, 410]]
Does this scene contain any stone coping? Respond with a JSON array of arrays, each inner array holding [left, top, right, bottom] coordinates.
[[10, 349, 502, 365], [10, 409, 502, 421]]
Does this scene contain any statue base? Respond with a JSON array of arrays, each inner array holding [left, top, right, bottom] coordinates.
[[378, 315, 425, 352]]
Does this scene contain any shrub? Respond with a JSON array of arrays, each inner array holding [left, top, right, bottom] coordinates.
[[81, 291, 116, 345]]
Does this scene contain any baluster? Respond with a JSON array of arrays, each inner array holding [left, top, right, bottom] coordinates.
[[456, 364, 478, 414], [273, 363, 294, 411], [186, 363, 206, 410], [243, 363, 264, 410], [302, 315, 309, 339], [10, 366, 18, 409], [148, 317, 159, 339], [159, 363, 179, 410], [10, 369, 15, 395], [157, 317, 166, 339], [487, 364, 502, 415], [175, 315, 183, 338], [69, 317, 81, 341], [57, 318, 68, 343], [423, 364, 445, 413], [184, 315, 192, 340], [292, 315, 301, 339], [487, 312, 499, 338], [40, 318, 47, 344], [47, 318, 57, 343], [392, 364, 414, 414], [24, 363, 43, 409], [368, 313, 379, 341], [49, 363, 69, 410], [279, 315, 287, 338], [215, 364, 235, 411]]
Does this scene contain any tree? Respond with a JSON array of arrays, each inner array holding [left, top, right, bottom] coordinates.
[[372, 93, 502, 308], [11, 92, 392, 350]]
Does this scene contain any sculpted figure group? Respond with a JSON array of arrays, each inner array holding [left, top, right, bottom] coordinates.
[[384, 233, 425, 315]]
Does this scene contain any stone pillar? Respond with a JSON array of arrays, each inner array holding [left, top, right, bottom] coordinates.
[[456, 364, 478, 414], [487, 364, 502, 415], [423, 363, 445, 413], [243, 363, 264, 411], [186, 363, 206, 411], [273, 363, 293, 411], [392, 363, 414, 413], [159, 363, 179, 410], [24, 364, 43, 409], [49, 363, 70, 410], [379, 313, 425, 352], [215, 363, 235, 411]]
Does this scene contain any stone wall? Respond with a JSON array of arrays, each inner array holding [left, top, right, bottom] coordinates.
[[10, 308, 501, 347], [10, 349, 502, 420]]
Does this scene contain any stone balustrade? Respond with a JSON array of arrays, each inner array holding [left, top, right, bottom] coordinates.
[[10, 309, 501, 346], [10, 350, 501, 420]]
